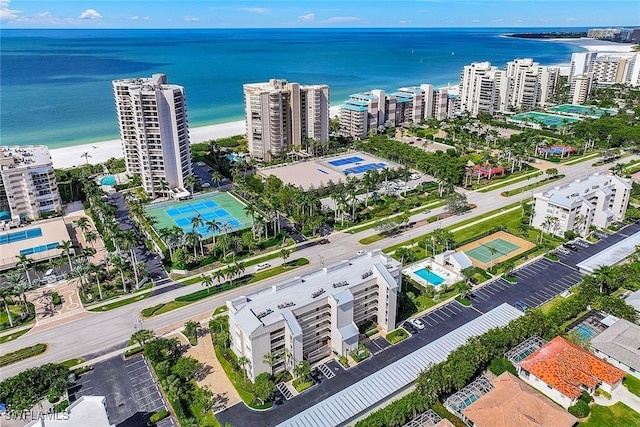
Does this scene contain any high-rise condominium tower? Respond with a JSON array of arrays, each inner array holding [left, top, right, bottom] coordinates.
[[243, 79, 330, 161], [113, 74, 192, 198]]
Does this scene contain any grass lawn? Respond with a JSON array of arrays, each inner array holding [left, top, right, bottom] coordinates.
[[89, 291, 151, 312], [478, 170, 542, 193], [213, 345, 271, 410], [61, 358, 85, 368], [579, 402, 640, 426], [360, 233, 387, 245], [501, 174, 564, 197], [451, 206, 526, 243], [540, 294, 570, 314], [623, 375, 640, 398], [386, 328, 409, 344], [248, 258, 309, 284], [0, 326, 32, 344]]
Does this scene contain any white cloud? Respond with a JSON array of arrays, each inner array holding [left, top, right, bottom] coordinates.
[[471, 19, 480, 23], [567, 17, 577, 22], [78, 9, 102, 19], [131, 15, 139, 20], [184, 16, 200, 21], [399, 20, 412, 24], [491, 18, 504, 24], [299, 13, 315, 22], [323, 16, 360, 23], [1, 0, 21, 21], [239, 7, 268, 14]]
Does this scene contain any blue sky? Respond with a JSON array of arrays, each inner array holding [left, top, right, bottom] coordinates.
[[1, 0, 638, 28]]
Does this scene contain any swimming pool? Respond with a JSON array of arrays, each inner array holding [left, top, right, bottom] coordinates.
[[0, 228, 43, 245], [414, 268, 445, 286], [575, 324, 598, 340], [100, 175, 116, 186]]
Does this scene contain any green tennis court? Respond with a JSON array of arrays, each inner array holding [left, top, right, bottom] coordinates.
[[145, 192, 252, 237], [465, 238, 521, 263], [548, 104, 616, 118], [511, 111, 580, 128]]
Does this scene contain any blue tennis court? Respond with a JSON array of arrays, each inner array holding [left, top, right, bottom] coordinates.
[[0, 228, 43, 245], [146, 193, 252, 238], [328, 156, 365, 166], [344, 163, 386, 174]]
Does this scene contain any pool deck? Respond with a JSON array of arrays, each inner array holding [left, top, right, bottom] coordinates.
[[403, 259, 462, 290], [0, 217, 71, 270]]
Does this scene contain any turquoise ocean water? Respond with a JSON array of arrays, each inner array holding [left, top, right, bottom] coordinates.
[[0, 28, 584, 149]]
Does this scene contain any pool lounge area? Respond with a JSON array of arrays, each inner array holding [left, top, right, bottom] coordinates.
[[403, 259, 462, 290]]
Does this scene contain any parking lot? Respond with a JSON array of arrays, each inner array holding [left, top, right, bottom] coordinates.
[[68, 355, 174, 427]]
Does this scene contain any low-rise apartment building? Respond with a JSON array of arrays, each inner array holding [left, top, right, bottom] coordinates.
[[531, 173, 630, 237], [0, 145, 62, 221], [226, 250, 401, 382]]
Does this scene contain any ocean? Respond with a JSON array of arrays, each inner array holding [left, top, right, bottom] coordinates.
[[0, 27, 584, 149]]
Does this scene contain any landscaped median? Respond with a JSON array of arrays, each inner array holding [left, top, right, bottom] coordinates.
[[0, 343, 48, 367], [142, 258, 309, 318], [88, 290, 152, 312], [501, 174, 565, 197]]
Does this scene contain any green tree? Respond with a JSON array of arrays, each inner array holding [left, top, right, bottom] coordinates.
[[252, 372, 275, 405], [172, 356, 201, 381], [131, 329, 156, 348], [184, 320, 200, 342], [293, 360, 311, 382], [280, 248, 291, 266], [201, 273, 215, 294], [446, 192, 470, 215]]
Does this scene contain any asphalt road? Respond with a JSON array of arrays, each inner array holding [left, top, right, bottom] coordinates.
[[0, 155, 634, 379]]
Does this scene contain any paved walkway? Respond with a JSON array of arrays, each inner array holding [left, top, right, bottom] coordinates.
[[594, 384, 640, 412]]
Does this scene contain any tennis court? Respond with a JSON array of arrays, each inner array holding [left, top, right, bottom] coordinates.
[[145, 192, 252, 237], [328, 156, 364, 167], [510, 112, 580, 128], [344, 163, 387, 174], [457, 231, 535, 269], [548, 104, 616, 118]]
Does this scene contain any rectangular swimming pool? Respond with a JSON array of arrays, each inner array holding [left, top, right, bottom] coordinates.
[[575, 324, 597, 340], [414, 268, 445, 286], [0, 228, 43, 245]]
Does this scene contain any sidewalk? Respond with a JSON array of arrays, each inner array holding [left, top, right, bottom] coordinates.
[[594, 384, 640, 412]]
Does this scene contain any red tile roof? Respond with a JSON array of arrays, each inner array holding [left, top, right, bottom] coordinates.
[[462, 372, 578, 427], [518, 336, 625, 399]]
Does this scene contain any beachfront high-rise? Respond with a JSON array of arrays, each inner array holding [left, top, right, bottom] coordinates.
[[0, 146, 62, 222], [243, 79, 330, 161], [569, 52, 640, 87], [458, 58, 559, 116], [112, 74, 192, 198]]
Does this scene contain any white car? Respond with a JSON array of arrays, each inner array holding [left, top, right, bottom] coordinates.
[[255, 263, 271, 271], [411, 319, 425, 330], [357, 250, 366, 256]]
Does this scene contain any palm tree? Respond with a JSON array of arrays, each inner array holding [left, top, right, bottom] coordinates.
[[0, 283, 15, 327], [84, 230, 98, 247], [81, 152, 91, 165], [205, 219, 221, 245], [293, 360, 311, 382], [6, 272, 31, 313], [185, 174, 197, 194], [107, 251, 129, 292], [75, 216, 90, 233], [280, 248, 291, 267], [262, 352, 275, 376], [594, 265, 614, 294], [190, 214, 204, 255], [131, 329, 156, 347], [89, 261, 104, 300], [57, 240, 75, 270], [121, 230, 140, 289], [211, 171, 222, 188], [237, 355, 250, 378], [15, 254, 33, 287], [213, 269, 226, 287], [71, 257, 90, 298], [202, 273, 215, 294], [159, 179, 170, 200], [488, 246, 498, 270]]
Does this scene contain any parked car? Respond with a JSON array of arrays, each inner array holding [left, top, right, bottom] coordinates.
[[357, 250, 366, 256], [403, 322, 417, 334], [318, 239, 330, 245], [411, 318, 425, 330], [255, 263, 271, 271], [563, 243, 578, 251], [513, 300, 528, 312]]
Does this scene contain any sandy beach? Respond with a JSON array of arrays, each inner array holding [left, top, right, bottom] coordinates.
[[50, 39, 635, 170]]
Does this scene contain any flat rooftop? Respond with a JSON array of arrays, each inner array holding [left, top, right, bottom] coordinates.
[[576, 231, 640, 273], [0, 217, 71, 270], [230, 250, 400, 329], [536, 173, 628, 201], [0, 145, 54, 170]]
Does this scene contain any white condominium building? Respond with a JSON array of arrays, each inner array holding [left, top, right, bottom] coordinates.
[[243, 79, 330, 161], [0, 146, 61, 221], [458, 59, 558, 116], [531, 173, 630, 237], [227, 250, 401, 382], [569, 52, 640, 87], [570, 74, 594, 105], [569, 52, 598, 83], [458, 61, 505, 116], [338, 84, 449, 138], [112, 74, 192, 199]]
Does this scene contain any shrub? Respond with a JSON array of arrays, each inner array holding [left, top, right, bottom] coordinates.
[[53, 400, 69, 413], [568, 400, 590, 418], [149, 409, 170, 423], [51, 292, 62, 306], [580, 390, 593, 403], [124, 346, 144, 357], [339, 356, 349, 368], [387, 328, 409, 344], [564, 230, 577, 240], [489, 357, 517, 377]]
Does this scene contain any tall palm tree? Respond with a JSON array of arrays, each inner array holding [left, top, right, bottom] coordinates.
[[202, 274, 215, 294], [213, 269, 226, 287], [75, 216, 91, 233], [0, 283, 15, 327], [594, 265, 614, 294], [6, 272, 31, 313], [211, 171, 222, 188], [205, 219, 221, 245], [190, 214, 204, 255], [57, 240, 75, 270], [89, 261, 104, 300], [107, 251, 129, 292], [185, 231, 201, 257], [15, 254, 33, 286]]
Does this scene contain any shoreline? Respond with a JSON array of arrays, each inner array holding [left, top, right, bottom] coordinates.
[[49, 38, 635, 170]]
